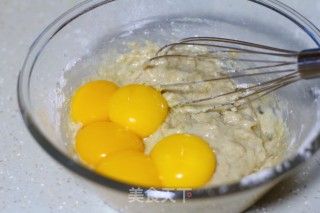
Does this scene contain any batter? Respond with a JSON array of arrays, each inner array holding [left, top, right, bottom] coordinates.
[[66, 41, 288, 187]]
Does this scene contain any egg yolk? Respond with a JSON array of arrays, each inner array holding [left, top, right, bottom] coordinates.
[[71, 80, 118, 125], [75, 121, 144, 166], [109, 84, 168, 138], [96, 150, 161, 187], [150, 133, 216, 188]]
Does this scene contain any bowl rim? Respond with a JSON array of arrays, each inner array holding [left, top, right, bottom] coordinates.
[[17, 0, 320, 200]]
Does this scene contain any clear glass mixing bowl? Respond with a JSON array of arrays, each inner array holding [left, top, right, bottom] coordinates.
[[18, 0, 320, 212]]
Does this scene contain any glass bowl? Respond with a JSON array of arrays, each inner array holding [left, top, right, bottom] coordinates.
[[18, 0, 320, 212]]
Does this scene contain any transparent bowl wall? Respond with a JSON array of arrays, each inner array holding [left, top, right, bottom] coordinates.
[[18, 0, 320, 212]]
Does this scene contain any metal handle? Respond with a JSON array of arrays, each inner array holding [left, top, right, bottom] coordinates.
[[298, 48, 320, 79]]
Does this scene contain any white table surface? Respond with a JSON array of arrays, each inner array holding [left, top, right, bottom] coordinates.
[[1, 0, 320, 212]]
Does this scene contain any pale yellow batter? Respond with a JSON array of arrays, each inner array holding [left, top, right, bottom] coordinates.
[[68, 41, 288, 186]]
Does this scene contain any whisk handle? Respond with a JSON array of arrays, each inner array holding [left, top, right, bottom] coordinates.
[[298, 48, 320, 79]]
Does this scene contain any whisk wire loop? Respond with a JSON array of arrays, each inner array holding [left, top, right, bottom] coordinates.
[[146, 37, 320, 110]]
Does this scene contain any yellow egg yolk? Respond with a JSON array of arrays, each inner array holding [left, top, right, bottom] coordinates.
[[109, 84, 168, 138], [96, 150, 161, 187], [71, 80, 118, 125], [75, 121, 144, 166], [150, 133, 216, 188]]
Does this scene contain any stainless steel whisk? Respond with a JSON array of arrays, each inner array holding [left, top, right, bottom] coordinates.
[[147, 37, 320, 110]]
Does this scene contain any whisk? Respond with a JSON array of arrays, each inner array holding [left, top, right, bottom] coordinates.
[[146, 37, 320, 110]]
